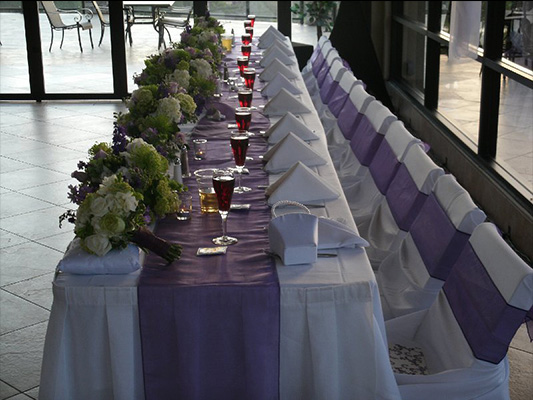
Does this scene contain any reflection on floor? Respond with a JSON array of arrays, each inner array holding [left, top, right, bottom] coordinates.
[[0, 12, 532, 400]]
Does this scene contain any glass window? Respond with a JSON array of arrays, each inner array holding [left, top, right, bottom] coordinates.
[[0, 2, 30, 94], [497, 79, 533, 196], [401, 29, 426, 94], [503, 1, 533, 72], [441, 1, 451, 33], [208, 1, 247, 19], [403, 1, 427, 26]]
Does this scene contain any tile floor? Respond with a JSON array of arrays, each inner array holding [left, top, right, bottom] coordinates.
[[1, 11, 532, 400]]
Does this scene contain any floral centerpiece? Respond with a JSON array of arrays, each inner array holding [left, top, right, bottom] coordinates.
[[65, 131, 185, 223], [69, 174, 182, 262], [114, 85, 196, 162], [178, 16, 225, 67]]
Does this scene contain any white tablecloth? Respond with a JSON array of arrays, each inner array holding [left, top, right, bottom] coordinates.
[[40, 33, 401, 400]]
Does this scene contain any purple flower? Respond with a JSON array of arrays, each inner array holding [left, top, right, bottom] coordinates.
[[112, 124, 128, 154], [94, 149, 108, 160], [71, 170, 88, 183], [143, 208, 152, 225]]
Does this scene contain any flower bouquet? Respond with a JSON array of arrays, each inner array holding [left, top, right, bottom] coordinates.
[[66, 174, 181, 262]]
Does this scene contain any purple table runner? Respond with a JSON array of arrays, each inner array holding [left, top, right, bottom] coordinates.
[[138, 43, 280, 400]]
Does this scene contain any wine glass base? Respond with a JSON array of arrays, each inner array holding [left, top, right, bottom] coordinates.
[[234, 186, 252, 193], [213, 236, 238, 245]]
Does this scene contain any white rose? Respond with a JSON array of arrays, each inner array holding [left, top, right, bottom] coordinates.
[[90, 196, 109, 217], [116, 191, 138, 213], [126, 138, 147, 153], [83, 234, 112, 256]]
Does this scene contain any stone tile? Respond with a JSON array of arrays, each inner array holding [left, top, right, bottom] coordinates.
[[0, 322, 47, 392], [0, 380, 19, 400], [0, 206, 72, 241], [3, 395, 32, 400], [3, 273, 55, 311], [508, 347, 533, 400], [0, 158, 33, 175], [36, 231, 75, 254], [0, 230, 28, 250], [0, 168, 69, 191], [0, 192, 55, 219], [510, 322, 533, 354], [23, 387, 39, 400], [19, 179, 76, 207], [0, 289, 49, 335], [0, 242, 62, 287]]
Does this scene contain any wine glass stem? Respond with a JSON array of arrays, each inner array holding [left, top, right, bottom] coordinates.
[[220, 211, 228, 239], [237, 169, 242, 189]]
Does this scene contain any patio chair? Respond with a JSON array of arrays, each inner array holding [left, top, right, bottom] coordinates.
[[91, 1, 109, 47], [41, 1, 94, 52], [157, 7, 193, 49]]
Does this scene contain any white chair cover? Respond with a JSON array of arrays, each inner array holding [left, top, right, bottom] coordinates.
[[301, 35, 329, 76], [306, 47, 339, 98], [319, 72, 360, 133], [377, 174, 487, 320], [310, 58, 347, 112], [385, 222, 533, 400], [362, 144, 445, 267]]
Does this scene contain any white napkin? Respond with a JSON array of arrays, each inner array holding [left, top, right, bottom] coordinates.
[[261, 73, 301, 97], [259, 25, 286, 41], [262, 38, 293, 56], [259, 59, 298, 82], [263, 88, 312, 116], [265, 112, 319, 144], [57, 238, 141, 275], [263, 132, 328, 173], [260, 47, 296, 68], [269, 213, 318, 265], [265, 161, 340, 205], [317, 217, 370, 249], [258, 28, 288, 48]]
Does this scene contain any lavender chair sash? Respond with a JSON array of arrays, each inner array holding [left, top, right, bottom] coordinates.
[[349, 115, 384, 166], [319, 73, 339, 104], [337, 100, 361, 140], [368, 140, 402, 195], [444, 244, 530, 364], [410, 194, 470, 281], [327, 82, 355, 118], [316, 62, 332, 87], [386, 165, 429, 232], [312, 51, 325, 76]]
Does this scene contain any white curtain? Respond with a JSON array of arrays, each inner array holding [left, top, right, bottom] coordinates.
[[448, 1, 482, 64]]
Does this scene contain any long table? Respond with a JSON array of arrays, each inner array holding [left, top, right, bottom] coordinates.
[[39, 31, 401, 400]]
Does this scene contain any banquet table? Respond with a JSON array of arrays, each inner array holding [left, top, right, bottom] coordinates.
[[39, 30, 401, 400]]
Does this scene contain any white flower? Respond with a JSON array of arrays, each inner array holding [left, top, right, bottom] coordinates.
[[166, 69, 190, 90], [126, 138, 148, 152], [191, 59, 213, 80], [90, 196, 109, 217], [83, 234, 113, 256], [98, 174, 118, 195], [155, 97, 182, 125], [106, 192, 138, 215]]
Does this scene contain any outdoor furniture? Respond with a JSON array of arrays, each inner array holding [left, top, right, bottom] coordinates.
[[91, 1, 109, 47], [41, 1, 94, 52], [158, 7, 193, 48]]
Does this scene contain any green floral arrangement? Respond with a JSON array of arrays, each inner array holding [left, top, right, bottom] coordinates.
[[65, 133, 185, 224], [71, 174, 182, 262]]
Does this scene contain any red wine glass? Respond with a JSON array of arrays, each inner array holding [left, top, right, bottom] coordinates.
[[244, 20, 252, 29], [242, 68, 256, 90], [241, 33, 251, 46], [241, 45, 251, 58], [247, 15, 256, 27], [245, 26, 254, 40], [238, 88, 253, 107], [212, 169, 237, 245], [236, 56, 249, 77], [235, 106, 252, 131], [231, 131, 252, 193]]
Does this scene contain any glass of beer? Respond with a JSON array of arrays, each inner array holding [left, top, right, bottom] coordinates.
[[194, 168, 219, 213]]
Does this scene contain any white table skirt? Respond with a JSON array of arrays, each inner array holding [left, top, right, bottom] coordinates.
[[40, 31, 401, 400]]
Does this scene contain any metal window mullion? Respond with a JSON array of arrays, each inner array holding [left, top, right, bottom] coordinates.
[[390, 2, 404, 81], [109, 1, 128, 98], [424, 1, 441, 110], [23, 1, 45, 101], [478, 1, 505, 159]]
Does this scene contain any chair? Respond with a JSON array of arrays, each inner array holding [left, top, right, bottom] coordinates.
[[386, 222, 533, 399], [342, 120, 422, 232], [303, 39, 332, 89], [311, 58, 347, 113], [41, 1, 94, 52], [362, 143, 445, 267], [157, 7, 193, 49], [377, 174, 486, 319], [301, 35, 329, 76], [91, 1, 109, 47]]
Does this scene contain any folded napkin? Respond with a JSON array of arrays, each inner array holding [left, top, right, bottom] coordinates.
[[317, 217, 370, 249], [265, 111, 319, 144], [259, 25, 286, 42], [259, 59, 298, 82], [258, 29, 289, 48], [265, 161, 340, 205], [263, 88, 312, 116], [57, 238, 141, 275], [261, 73, 301, 97], [269, 212, 318, 265], [260, 47, 296, 68], [262, 38, 294, 56], [263, 132, 328, 173]]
